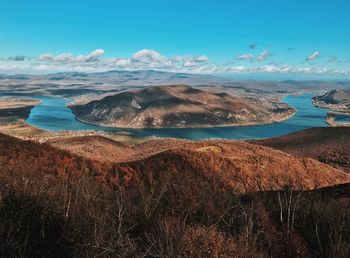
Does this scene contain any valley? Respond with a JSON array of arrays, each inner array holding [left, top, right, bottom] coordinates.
[[2, 1, 350, 256], [0, 71, 349, 258]]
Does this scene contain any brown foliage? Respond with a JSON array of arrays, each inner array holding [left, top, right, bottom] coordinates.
[[1, 133, 350, 257], [255, 127, 350, 172]]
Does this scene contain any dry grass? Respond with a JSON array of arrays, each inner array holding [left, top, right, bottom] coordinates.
[[1, 133, 350, 257], [195, 145, 222, 153]]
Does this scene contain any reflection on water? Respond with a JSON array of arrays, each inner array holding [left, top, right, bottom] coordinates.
[[22, 93, 329, 140]]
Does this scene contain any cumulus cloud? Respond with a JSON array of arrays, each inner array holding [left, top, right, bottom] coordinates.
[[87, 49, 104, 60], [132, 49, 163, 61], [256, 50, 273, 61], [306, 51, 320, 61], [38, 49, 105, 63], [235, 53, 254, 61], [181, 55, 209, 67], [3, 47, 349, 76], [36, 48, 213, 73]]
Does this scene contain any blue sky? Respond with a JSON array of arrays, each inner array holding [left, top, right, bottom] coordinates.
[[1, 0, 350, 78]]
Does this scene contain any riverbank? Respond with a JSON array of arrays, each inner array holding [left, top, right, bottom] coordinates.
[[313, 99, 350, 113], [0, 97, 41, 123], [70, 105, 297, 129], [312, 96, 350, 127], [0, 120, 144, 144], [0, 97, 139, 143], [0, 93, 329, 140], [326, 112, 350, 127]]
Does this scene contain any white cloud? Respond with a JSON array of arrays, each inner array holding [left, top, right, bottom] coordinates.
[[194, 55, 209, 62], [54, 53, 74, 62], [132, 49, 163, 62], [306, 51, 320, 61], [256, 50, 273, 61], [2, 48, 348, 77], [181, 55, 209, 67], [88, 49, 104, 59], [235, 53, 254, 61], [38, 49, 104, 63]]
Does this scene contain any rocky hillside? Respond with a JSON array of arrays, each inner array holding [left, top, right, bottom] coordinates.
[[70, 85, 294, 128], [313, 89, 350, 111]]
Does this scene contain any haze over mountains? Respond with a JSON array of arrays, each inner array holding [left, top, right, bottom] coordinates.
[[0, 70, 229, 87], [2, 70, 350, 98]]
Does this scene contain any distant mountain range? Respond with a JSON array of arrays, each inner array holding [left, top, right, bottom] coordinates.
[[0, 70, 231, 87], [1, 69, 350, 98]]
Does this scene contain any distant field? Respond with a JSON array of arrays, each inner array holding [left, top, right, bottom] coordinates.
[[0, 98, 40, 123]]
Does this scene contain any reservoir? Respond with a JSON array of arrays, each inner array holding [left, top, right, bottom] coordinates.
[[24, 93, 329, 140]]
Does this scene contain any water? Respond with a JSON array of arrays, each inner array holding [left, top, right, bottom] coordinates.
[[335, 115, 350, 123], [22, 93, 329, 140]]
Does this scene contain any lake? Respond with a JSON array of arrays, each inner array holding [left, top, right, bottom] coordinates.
[[23, 93, 329, 140]]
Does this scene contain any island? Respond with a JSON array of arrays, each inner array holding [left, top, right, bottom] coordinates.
[[69, 85, 295, 128]]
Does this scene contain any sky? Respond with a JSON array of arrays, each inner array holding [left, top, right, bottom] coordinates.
[[0, 0, 350, 79]]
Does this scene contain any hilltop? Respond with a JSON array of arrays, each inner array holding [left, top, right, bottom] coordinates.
[[254, 127, 350, 171], [69, 85, 294, 128], [313, 89, 350, 111], [43, 134, 350, 191], [0, 98, 40, 123]]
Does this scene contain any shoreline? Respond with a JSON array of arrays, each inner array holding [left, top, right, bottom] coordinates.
[[70, 106, 297, 130], [312, 98, 350, 127], [0, 120, 144, 144], [326, 112, 350, 127]]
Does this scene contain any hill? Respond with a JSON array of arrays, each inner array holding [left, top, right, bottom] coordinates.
[[0, 98, 40, 123], [1, 133, 350, 257], [313, 89, 350, 111], [48, 135, 134, 162], [44, 134, 350, 191], [70, 85, 294, 128], [254, 127, 350, 171]]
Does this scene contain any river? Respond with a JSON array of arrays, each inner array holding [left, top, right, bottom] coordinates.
[[22, 93, 329, 140]]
